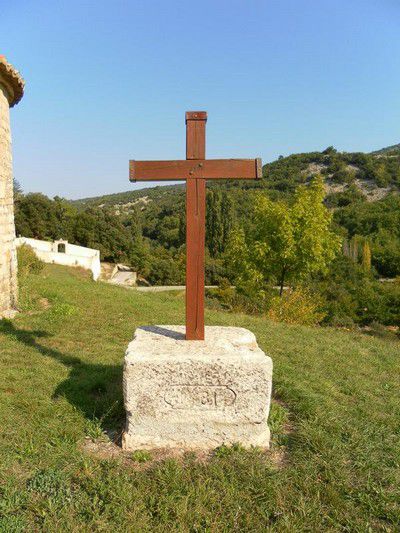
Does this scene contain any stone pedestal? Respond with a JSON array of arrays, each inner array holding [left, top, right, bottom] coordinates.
[[123, 326, 272, 450]]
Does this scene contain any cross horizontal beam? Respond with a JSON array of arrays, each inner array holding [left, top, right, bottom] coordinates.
[[130, 158, 262, 182]]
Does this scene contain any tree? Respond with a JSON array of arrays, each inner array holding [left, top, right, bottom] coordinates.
[[206, 190, 235, 258], [14, 193, 60, 240], [225, 227, 257, 293], [53, 196, 76, 240], [227, 176, 341, 295], [206, 190, 223, 257], [178, 210, 186, 246], [342, 239, 350, 258], [323, 146, 337, 155], [361, 241, 371, 272], [371, 229, 400, 277], [13, 178, 23, 197], [221, 192, 235, 253], [349, 235, 359, 263]]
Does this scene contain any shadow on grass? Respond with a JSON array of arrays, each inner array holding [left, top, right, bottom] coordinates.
[[0, 320, 124, 432]]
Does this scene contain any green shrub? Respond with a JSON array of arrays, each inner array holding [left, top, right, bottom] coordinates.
[[17, 244, 44, 279], [267, 287, 326, 326], [316, 256, 400, 327], [325, 186, 366, 208], [209, 284, 269, 315]]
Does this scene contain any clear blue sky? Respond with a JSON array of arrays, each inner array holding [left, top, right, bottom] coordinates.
[[3, 0, 400, 199]]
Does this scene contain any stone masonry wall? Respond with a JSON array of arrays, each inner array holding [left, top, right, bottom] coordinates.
[[0, 83, 18, 316]]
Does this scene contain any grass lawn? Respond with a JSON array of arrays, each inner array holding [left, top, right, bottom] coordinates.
[[0, 265, 399, 532]]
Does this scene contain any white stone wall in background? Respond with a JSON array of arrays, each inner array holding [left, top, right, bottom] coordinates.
[[15, 237, 101, 281]]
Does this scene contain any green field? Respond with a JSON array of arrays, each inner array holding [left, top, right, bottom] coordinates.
[[1, 265, 399, 531]]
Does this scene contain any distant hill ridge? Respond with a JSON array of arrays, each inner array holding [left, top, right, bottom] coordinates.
[[371, 143, 400, 155], [72, 144, 400, 210]]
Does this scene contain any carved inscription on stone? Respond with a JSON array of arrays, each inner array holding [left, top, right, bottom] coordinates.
[[164, 385, 237, 410]]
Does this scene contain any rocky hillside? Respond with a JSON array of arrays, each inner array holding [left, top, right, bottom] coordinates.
[[72, 145, 400, 212]]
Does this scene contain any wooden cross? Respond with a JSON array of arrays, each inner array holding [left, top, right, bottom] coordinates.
[[130, 111, 261, 340]]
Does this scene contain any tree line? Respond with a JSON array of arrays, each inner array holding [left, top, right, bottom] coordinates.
[[14, 188, 235, 286]]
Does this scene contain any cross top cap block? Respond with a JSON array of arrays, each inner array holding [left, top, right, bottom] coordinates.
[[185, 111, 207, 122], [0, 55, 25, 107]]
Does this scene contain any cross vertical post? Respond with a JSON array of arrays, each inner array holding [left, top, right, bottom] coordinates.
[[129, 111, 261, 342], [185, 111, 207, 340]]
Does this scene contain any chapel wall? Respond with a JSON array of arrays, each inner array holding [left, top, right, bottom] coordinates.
[[0, 83, 18, 316]]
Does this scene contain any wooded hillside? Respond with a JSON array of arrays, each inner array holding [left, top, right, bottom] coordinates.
[[15, 145, 400, 329]]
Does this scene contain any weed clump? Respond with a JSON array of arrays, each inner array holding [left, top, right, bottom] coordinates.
[[17, 244, 44, 280]]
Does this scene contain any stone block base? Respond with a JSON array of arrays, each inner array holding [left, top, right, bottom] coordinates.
[[122, 326, 273, 450]]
